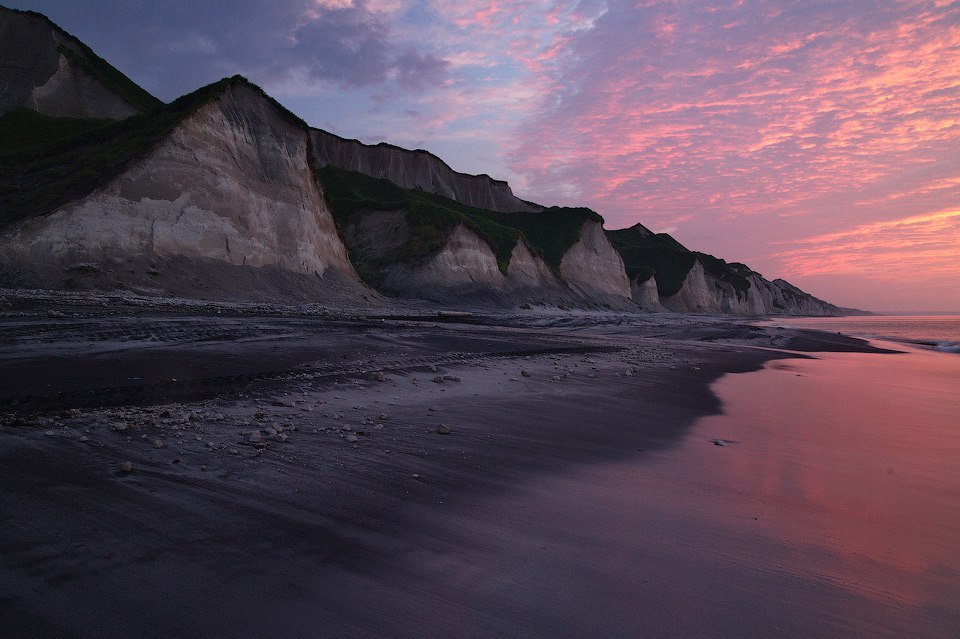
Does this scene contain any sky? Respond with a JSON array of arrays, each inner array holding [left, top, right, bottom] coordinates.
[[9, 0, 960, 312]]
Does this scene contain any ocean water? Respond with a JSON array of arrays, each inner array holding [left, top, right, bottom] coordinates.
[[763, 315, 960, 353]]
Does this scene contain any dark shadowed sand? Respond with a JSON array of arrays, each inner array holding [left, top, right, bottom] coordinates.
[[1, 291, 956, 638]]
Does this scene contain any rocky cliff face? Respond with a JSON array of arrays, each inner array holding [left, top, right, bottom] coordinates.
[[630, 276, 664, 311], [661, 258, 842, 316], [0, 82, 363, 301], [338, 213, 640, 306], [0, 8, 158, 118], [311, 129, 539, 213], [560, 221, 632, 303], [344, 220, 572, 305]]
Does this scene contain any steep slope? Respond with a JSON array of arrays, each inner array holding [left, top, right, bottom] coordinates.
[[318, 166, 630, 307], [0, 7, 160, 118], [0, 77, 364, 302], [608, 224, 843, 315], [311, 128, 539, 213]]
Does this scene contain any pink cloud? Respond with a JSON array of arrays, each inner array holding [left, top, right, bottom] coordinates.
[[504, 0, 960, 310]]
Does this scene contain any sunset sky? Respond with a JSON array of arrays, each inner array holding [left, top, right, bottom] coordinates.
[[10, 1, 960, 312]]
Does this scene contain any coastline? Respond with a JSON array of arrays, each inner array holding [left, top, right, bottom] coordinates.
[[2, 296, 950, 637]]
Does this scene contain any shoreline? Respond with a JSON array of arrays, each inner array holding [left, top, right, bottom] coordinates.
[[0, 297, 918, 637]]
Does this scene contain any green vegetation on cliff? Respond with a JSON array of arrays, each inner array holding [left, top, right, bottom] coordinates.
[[0, 109, 113, 156], [316, 165, 600, 280], [606, 226, 696, 297], [0, 76, 291, 231], [57, 44, 162, 113], [607, 225, 755, 298]]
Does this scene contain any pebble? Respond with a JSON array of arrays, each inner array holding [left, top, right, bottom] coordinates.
[[713, 438, 727, 446], [379, 413, 388, 421], [521, 370, 532, 377], [121, 461, 133, 473], [153, 439, 165, 448], [345, 434, 359, 443], [437, 424, 452, 435], [375, 372, 386, 382]]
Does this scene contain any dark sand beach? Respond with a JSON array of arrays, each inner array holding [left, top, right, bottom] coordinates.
[[1, 292, 957, 638]]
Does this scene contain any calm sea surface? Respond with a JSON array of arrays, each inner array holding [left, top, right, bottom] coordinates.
[[762, 315, 960, 352]]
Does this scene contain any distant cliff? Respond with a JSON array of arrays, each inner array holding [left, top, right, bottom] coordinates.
[[608, 224, 844, 316], [0, 7, 160, 118], [311, 129, 540, 213]]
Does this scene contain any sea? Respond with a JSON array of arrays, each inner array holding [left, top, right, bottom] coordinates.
[[762, 315, 960, 353]]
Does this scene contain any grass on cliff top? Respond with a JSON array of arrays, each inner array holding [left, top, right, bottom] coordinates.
[[0, 76, 286, 232], [317, 165, 601, 278], [607, 226, 755, 298], [0, 109, 114, 156], [57, 44, 162, 113]]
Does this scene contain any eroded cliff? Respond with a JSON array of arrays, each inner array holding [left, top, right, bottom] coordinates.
[[0, 80, 364, 302], [660, 258, 842, 316], [0, 7, 159, 118], [311, 129, 539, 213]]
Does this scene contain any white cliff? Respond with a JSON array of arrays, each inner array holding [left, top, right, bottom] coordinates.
[[631, 276, 664, 311], [661, 258, 842, 316], [560, 220, 633, 303], [0, 82, 361, 299], [311, 129, 539, 213]]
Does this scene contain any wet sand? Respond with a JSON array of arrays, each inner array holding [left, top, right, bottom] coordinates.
[[1, 292, 953, 637]]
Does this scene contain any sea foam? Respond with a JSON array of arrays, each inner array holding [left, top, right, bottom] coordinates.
[[934, 341, 960, 354]]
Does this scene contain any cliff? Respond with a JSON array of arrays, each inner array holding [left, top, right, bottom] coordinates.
[[0, 8, 856, 314], [0, 7, 160, 118], [657, 259, 843, 316], [311, 128, 540, 213], [318, 166, 631, 307], [0, 77, 365, 303], [609, 224, 845, 316]]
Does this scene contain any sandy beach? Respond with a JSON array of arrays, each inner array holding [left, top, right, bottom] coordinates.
[[1, 291, 956, 638]]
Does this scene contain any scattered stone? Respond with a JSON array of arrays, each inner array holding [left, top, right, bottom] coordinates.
[[200, 465, 207, 472], [375, 372, 386, 382], [345, 434, 359, 444], [275, 433, 288, 443], [443, 374, 461, 383], [412, 473, 421, 480], [79, 435, 90, 442], [120, 461, 133, 473], [521, 370, 532, 377], [429, 365, 438, 372], [153, 439, 165, 449], [433, 375, 445, 383], [379, 413, 388, 421], [44, 430, 55, 437], [248, 432, 263, 443], [712, 438, 727, 446], [437, 424, 452, 435]]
